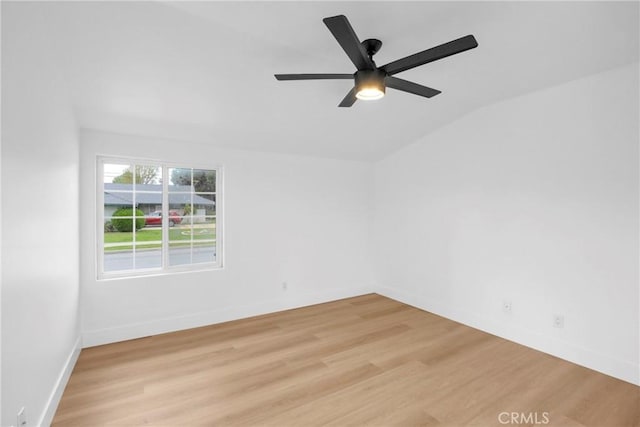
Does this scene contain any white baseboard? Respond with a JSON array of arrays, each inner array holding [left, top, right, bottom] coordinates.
[[82, 286, 373, 348], [39, 335, 82, 427], [374, 285, 639, 386]]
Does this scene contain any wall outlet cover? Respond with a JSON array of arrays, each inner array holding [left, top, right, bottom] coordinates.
[[502, 300, 512, 313], [553, 314, 565, 328]]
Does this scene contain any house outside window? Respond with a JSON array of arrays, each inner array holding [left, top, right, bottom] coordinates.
[[97, 157, 222, 279]]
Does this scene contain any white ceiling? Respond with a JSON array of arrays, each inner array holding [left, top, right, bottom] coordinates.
[[18, 1, 640, 161]]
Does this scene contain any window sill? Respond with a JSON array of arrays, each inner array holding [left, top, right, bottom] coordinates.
[[97, 263, 224, 281]]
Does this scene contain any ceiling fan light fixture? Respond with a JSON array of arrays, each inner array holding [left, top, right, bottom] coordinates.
[[356, 86, 385, 100], [354, 70, 386, 101]]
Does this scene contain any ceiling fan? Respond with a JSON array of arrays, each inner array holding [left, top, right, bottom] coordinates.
[[275, 15, 478, 107]]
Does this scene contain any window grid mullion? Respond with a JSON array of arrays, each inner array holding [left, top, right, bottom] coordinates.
[[98, 160, 105, 276], [162, 165, 169, 270], [132, 163, 137, 270], [190, 168, 194, 265]]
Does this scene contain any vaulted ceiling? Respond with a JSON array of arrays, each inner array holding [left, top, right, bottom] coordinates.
[[8, 1, 639, 160]]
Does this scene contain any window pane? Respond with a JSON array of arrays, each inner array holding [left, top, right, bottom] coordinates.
[[168, 168, 192, 192], [104, 163, 134, 225], [104, 222, 134, 243], [135, 227, 163, 248], [104, 203, 133, 229], [169, 193, 191, 209], [142, 210, 162, 227], [192, 222, 216, 241], [135, 247, 162, 269], [168, 200, 198, 226], [133, 165, 162, 217], [193, 241, 216, 264], [135, 248, 162, 269], [104, 194, 133, 212], [104, 226, 133, 272], [169, 214, 186, 227], [134, 165, 161, 185], [192, 169, 216, 192], [169, 217, 191, 267], [168, 241, 215, 265], [104, 251, 133, 272], [195, 194, 216, 216], [202, 215, 216, 225], [135, 227, 162, 269], [105, 209, 145, 233], [104, 163, 133, 191], [168, 168, 216, 193], [169, 241, 192, 266], [169, 226, 190, 244], [135, 191, 163, 216], [162, 207, 211, 224], [173, 223, 215, 242], [105, 205, 137, 272]]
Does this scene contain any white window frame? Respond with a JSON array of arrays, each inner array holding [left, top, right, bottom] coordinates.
[[97, 156, 224, 280]]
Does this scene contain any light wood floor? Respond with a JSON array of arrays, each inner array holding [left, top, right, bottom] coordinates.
[[54, 294, 639, 426]]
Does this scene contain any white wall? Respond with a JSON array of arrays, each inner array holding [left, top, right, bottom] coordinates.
[[374, 63, 639, 385], [1, 3, 81, 426], [80, 130, 374, 346]]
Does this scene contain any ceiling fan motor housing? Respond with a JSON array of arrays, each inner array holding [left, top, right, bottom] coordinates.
[[355, 69, 386, 93]]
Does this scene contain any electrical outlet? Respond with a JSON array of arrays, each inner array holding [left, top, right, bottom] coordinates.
[[502, 300, 512, 314], [553, 314, 564, 328], [282, 282, 288, 291], [17, 407, 26, 427]]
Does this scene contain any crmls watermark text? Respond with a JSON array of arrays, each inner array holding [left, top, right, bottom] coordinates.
[[498, 412, 550, 425]]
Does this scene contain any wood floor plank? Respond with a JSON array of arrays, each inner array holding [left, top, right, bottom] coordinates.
[[271, 360, 434, 426], [53, 294, 640, 426]]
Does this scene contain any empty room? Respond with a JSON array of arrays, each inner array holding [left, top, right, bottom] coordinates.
[[1, 1, 639, 426]]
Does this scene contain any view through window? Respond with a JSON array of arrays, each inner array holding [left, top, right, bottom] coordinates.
[[99, 158, 221, 278]]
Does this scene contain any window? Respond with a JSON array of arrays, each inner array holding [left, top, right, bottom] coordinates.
[[98, 157, 222, 279]]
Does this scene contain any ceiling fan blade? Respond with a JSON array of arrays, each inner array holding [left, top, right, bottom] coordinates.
[[338, 87, 358, 107], [274, 73, 353, 81], [381, 35, 478, 76], [385, 76, 441, 98], [323, 15, 375, 71]]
